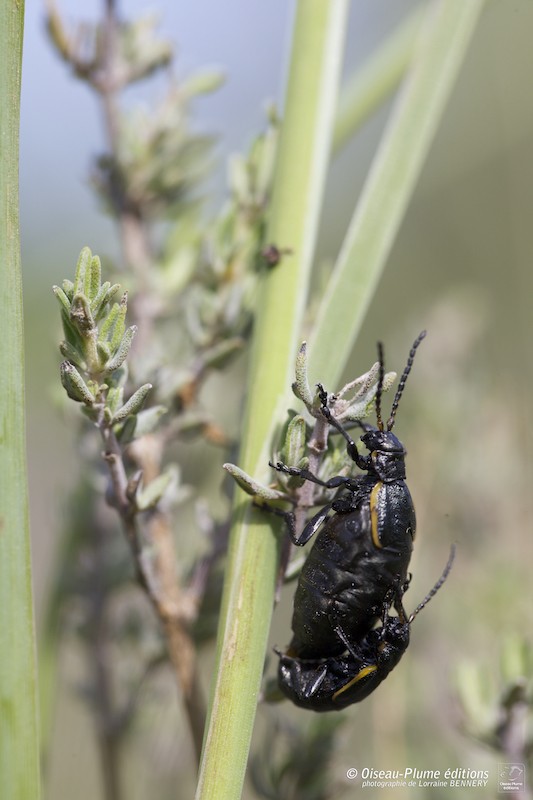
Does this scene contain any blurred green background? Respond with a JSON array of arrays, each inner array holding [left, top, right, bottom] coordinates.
[[21, 0, 532, 797]]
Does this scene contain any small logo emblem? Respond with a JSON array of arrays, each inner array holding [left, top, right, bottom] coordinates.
[[499, 763, 526, 793]]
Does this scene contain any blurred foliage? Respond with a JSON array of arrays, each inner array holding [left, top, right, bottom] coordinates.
[[249, 715, 346, 800], [456, 636, 533, 764]]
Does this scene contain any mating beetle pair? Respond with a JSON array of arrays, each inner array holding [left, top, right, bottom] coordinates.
[[277, 547, 454, 711], [270, 332, 452, 709]]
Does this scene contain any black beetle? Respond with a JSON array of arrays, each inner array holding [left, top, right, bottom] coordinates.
[[277, 546, 454, 711], [271, 332, 426, 659]]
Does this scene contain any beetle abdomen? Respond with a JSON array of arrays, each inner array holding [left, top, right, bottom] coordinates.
[[289, 488, 414, 659]]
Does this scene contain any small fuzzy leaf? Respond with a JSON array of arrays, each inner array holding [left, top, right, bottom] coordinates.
[[115, 405, 166, 444], [342, 371, 396, 422], [292, 341, 313, 407], [60, 309, 80, 347], [60, 361, 95, 405], [109, 294, 128, 351], [86, 379, 101, 397], [59, 340, 86, 370], [61, 279, 74, 299], [382, 371, 396, 392], [98, 300, 121, 342], [116, 415, 137, 444], [52, 285, 71, 314], [336, 363, 379, 400], [280, 415, 307, 467], [84, 253, 100, 299], [103, 283, 121, 306], [73, 247, 92, 296], [112, 383, 152, 423], [223, 463, 288, 502], [181, 69, 225, 97], [106, 384, 124, 414], [105, 325, 137, 373], [90, 280, 111, 317], [97, 341, 112, 364], [89, 255, 102, 299], [135, 468, 176, 511]]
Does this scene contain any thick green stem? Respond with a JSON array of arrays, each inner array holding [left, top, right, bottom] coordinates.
[[0, 3, 42, 799], [195, 2, 348, 798]]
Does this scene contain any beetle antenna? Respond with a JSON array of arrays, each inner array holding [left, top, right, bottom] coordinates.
[[375, 342, 385, 432], [387, 330, 426, 431], [408, 545, 456, 624]]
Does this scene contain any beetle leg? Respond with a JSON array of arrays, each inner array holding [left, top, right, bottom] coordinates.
[[270, 460, 332, 487], [300, 663, 329, 699], [317, 395, 371, 470], [378, 579, 408, 629], [293, 502, 334, 546], [270, 460, 355, 491], [279, 653, 328, 700], [253, 500, 298, 541], [254, 496, 331, 548], [326, 600, 364, 660], [332, 622, 364, 661], [394, 597, 408, 625]]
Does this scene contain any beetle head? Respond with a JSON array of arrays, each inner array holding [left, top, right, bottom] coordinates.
[[361, 428, 405, 455]]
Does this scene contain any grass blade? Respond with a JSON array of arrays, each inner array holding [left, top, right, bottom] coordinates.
[[0, 2, 42, 798], [309, 0, 485, 388], [333, 4, 426, 154]]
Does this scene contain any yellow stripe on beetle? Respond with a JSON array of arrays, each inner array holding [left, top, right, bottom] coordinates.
[[332, 664, 378, 700], [370, 479, 383, 548]]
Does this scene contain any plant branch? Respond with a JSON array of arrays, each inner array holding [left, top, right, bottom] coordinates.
[[89, 513, 123, 800], [90, 0, 208, 761], [97, 0, 156, 348], [99, 420, 206, 764]]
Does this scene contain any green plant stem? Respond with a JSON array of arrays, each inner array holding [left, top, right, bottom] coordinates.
[[309, 0, 486, 390], [0, 3, 41, 799], [195, 2, 348, 798], [332, 4, 426, 154]]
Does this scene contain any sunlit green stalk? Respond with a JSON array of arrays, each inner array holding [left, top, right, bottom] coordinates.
[[309, 0, 485, 389], [195, 2, 348, 798], [0, 2, 41, 799]]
